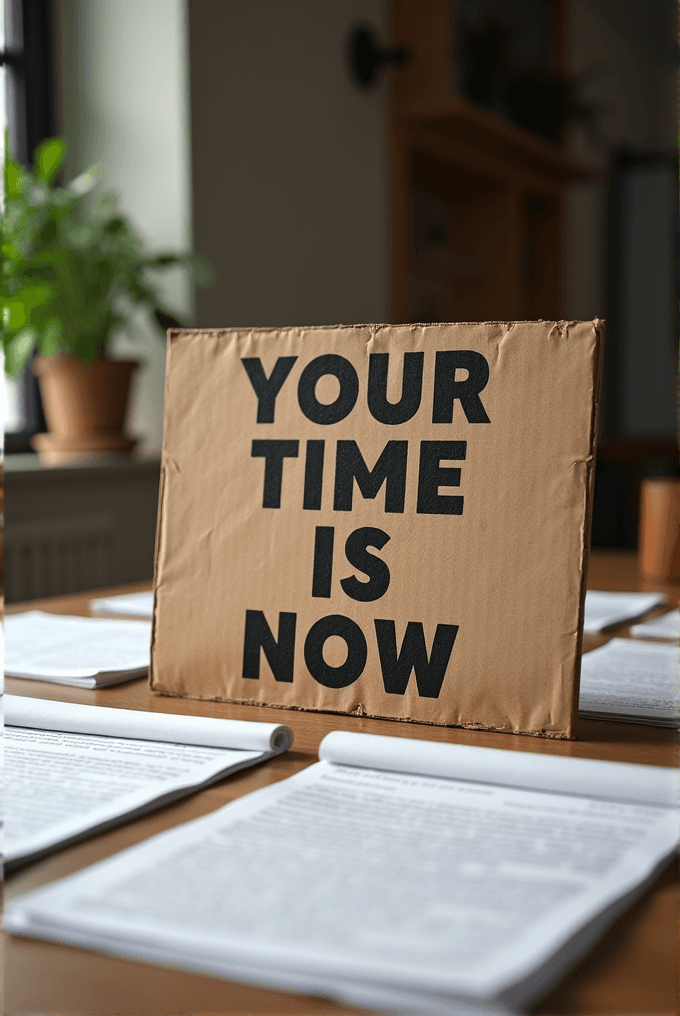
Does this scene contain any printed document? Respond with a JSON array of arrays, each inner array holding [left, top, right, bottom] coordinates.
[[7, 732, 677, 1015], [5, 611, 152, 686], [5, 695, 293, 869], [579, 638, 679, 726], [90, 590, 154, 617], [631, 610, 680, 641], [583, 591, 666, 633]]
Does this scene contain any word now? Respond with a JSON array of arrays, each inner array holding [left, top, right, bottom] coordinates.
[[252, 439, 467, 515], [242, 351, 491, 425], [242, 610, 459, 699]]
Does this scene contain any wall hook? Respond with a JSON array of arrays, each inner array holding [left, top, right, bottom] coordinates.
[[348, 25, 409, 88]]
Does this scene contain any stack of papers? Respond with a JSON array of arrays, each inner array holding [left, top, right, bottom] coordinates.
[[90, 590, 154, 617], [6, 731, 678, 1015], [5, 611, 152, 687], [5, 695, 293, 869], [579, 638, 679, 726], [631, 610, 680, 641], [583, 591, 666, 633]]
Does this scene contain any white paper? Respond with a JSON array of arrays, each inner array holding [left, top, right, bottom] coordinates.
[[631, 610, 680, 641], [6, 735, 678, 1013], [4, 696, 292, 869], [318, 731, 678, 808], [583, 591, 665, 633], [5, 695, 293, 753], [579, 638, 680, 725], [4, 727, 261, 867], [90, 591, 154, 617], [5, 611, 151, 686]]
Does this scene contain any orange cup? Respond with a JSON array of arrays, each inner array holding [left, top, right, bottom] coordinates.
[[639, 477, 680, 581]]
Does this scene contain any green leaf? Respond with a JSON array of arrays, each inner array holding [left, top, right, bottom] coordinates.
[[39, 318, 64, 358], [35, 137, 67, 184], [104, 216, 127, 235], [38, 219, 58, 244], [73, 333, 105, 362], [4, 327, 37, 377], [127, 277, 155, 303], [1, 137, 214, 362], [2, 284, 54, 331], [2, 298, 28, 331], [5, 159, 23, 200]]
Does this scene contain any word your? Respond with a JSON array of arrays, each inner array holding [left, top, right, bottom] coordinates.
[[242, 350, 491, 426], [242, 609, 459, 699]]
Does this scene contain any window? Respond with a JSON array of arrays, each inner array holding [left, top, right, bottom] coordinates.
[[2, 0, 54, 450]]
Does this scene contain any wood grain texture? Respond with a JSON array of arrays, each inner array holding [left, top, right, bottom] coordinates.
[[5, 550, 679, 1015]]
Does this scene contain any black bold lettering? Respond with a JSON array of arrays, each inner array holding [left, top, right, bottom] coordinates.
[[374, 620, 459, 698], [312, 526, 334, 598], [367, 352, 424, 425], [334, 440, 407, 513], [242, 610, 297, 682], [251, 439, 299, 508], [417, 440, 466, 515], [241, 357, 297, 423], [340, 527, 391, 602], [303, 440, 325, 510], [433, 350, 491, 423], [297, 354, 359, 424], [304, 614, 367, 688]]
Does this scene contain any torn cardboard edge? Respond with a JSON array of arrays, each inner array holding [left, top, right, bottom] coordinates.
[[150, 687, 574, 740]]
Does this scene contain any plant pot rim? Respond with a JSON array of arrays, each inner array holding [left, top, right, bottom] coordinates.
[[33, 355, 140, 374]]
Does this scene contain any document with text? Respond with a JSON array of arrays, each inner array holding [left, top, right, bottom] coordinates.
[[5, 611, 152, 687], [6, 731, 677, 1015], [4, 695, 293, 869], [583, 591, 666, 633], [579, 638, 680, 726]]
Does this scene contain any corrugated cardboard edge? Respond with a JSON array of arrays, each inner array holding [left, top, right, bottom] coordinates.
[[151, 688, 573, 739], [149, 329, 178, 693], [148, 458, 165, 692], [149, 321, 605, 740], [567, 317, 606, 738]]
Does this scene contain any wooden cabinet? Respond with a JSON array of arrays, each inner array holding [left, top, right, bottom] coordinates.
[[390, 0, 590, 323]]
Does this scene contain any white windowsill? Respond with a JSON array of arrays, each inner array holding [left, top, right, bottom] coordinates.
[[4, 453, 161, 481]]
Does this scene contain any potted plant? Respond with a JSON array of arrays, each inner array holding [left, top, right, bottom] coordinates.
[[1, 137, 210, 464]]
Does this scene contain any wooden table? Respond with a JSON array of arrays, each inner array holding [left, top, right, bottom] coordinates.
[[5, 550, 679, 1015]]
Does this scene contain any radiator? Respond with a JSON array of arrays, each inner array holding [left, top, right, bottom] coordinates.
[[4, 513, 121, 603]]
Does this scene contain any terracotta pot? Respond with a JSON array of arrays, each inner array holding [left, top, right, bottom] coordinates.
[[639, 477, 680, 581], [31, 355, 138, 466]]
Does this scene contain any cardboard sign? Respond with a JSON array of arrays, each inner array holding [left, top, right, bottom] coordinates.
[[151, 321, 604, 738]]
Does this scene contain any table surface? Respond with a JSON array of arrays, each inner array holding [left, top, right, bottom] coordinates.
[[4, 550, 679, 1016]]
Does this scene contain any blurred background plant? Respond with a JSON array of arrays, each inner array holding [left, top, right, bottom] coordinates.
[[1, 136, 212, 377]]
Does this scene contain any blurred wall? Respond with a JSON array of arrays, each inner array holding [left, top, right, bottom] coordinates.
[[565, 0, 675, 318], [59, 0, 193, 456], [188, 0, 389, 329], [56, 0, 674, 451], [564, 0, 676, 438]]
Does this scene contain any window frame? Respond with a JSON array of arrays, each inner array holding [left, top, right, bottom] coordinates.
[[2, 0, 55, 451]]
